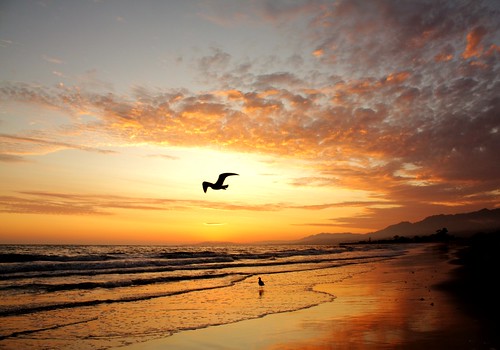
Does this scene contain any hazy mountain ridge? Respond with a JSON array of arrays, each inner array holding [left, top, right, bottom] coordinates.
[[295, 208, 500, 245], [294, 232, 364, 245]]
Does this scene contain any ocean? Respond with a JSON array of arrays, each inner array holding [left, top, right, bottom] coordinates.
[[0, 244, 406, 350]]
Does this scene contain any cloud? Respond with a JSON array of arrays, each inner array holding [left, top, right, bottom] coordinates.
[[198, 47, 232, 74], [147, 154, 179, 160], [1, 59, 498, 213], [291, 222, 341, 227], [309, 0, 499, 75], [0, 191, 288, 216], [42, 54, 65, 65], [0, 133, 116, 156], [463, 26, 488, 59], [196, 0, 319, 27], [0, 194, 111, 216], [0, 154, 28, 163], [0, 39, 13, 47], [1, 0, 498, 221], [290, 200, 397, 211], [0, 191, 402, 217]]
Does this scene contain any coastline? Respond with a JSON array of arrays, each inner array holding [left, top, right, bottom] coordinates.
[[118, 242, 497, 349]]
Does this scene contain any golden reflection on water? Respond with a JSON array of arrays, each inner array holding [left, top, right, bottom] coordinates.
[[266, 246, 472, 349], [113, 246, 480, 350]]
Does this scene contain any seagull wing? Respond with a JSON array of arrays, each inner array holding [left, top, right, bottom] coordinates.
[[214, 173, 239, 187], [202, 182, 211, 193]]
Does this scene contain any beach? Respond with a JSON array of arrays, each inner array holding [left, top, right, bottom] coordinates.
[[1, 241, 497, 350], [118, 243, 497, 350]]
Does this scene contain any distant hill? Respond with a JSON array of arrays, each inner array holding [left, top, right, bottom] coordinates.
[[294, 208, 500, 245], [368, 208, 500, 240], [293, 232, 364, 245]]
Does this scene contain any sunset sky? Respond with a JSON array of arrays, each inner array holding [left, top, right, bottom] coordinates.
[[1, 0, 499, 244]]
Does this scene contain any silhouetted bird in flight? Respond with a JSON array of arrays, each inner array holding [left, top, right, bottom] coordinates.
[[202, 173, 239, 193], [258, 277, 265, 286]]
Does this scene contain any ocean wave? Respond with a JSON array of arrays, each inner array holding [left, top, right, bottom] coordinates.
[[1, 272, 232, 293], [0, 275, 240, 317], [0, 253, 399, 295], [0, 254, 243, 275], [0, 251, 397, 276]]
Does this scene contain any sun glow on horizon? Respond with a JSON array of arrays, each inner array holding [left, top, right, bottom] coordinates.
[[0, 141, 377, 244], [1, 1, 498, 244]]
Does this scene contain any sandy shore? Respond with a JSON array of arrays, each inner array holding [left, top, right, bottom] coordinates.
[[118, 243, 497, 349]]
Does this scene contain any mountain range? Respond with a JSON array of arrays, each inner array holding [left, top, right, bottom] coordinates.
[[294, 208, 500, 245]]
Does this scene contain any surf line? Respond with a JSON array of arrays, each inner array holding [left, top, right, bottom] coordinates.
[[0, 317, 99, 340]]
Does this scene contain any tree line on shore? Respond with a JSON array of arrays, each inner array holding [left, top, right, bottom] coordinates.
[[345, 227, 499, 244]]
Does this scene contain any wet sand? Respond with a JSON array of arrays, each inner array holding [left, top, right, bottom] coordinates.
[[117, 243, 497, 350]]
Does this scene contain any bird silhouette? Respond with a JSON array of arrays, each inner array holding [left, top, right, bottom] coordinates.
[[202, 173, 239, 193]]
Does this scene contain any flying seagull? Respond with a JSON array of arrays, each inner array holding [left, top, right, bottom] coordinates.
[[202, 173, 239, 193]]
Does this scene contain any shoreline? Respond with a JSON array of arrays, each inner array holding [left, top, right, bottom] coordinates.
[[118, 242, 497, 349]]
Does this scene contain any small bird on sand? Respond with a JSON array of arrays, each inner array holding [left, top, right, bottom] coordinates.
[[258, 277, 265, 287], [202, 173, 239, 193]]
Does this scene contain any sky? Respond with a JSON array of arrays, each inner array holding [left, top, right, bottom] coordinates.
[[1, 0, 499, 245]]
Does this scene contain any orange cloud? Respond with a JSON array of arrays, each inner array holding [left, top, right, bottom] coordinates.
[[462, 26, 487, 59], [0, 191, 289, 216], [435, 53, 453, 62], [384, 72, 410, 85], [312, 49, 323, 57], [0, 154, 28, 163], [0, 133, 115, 156]]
